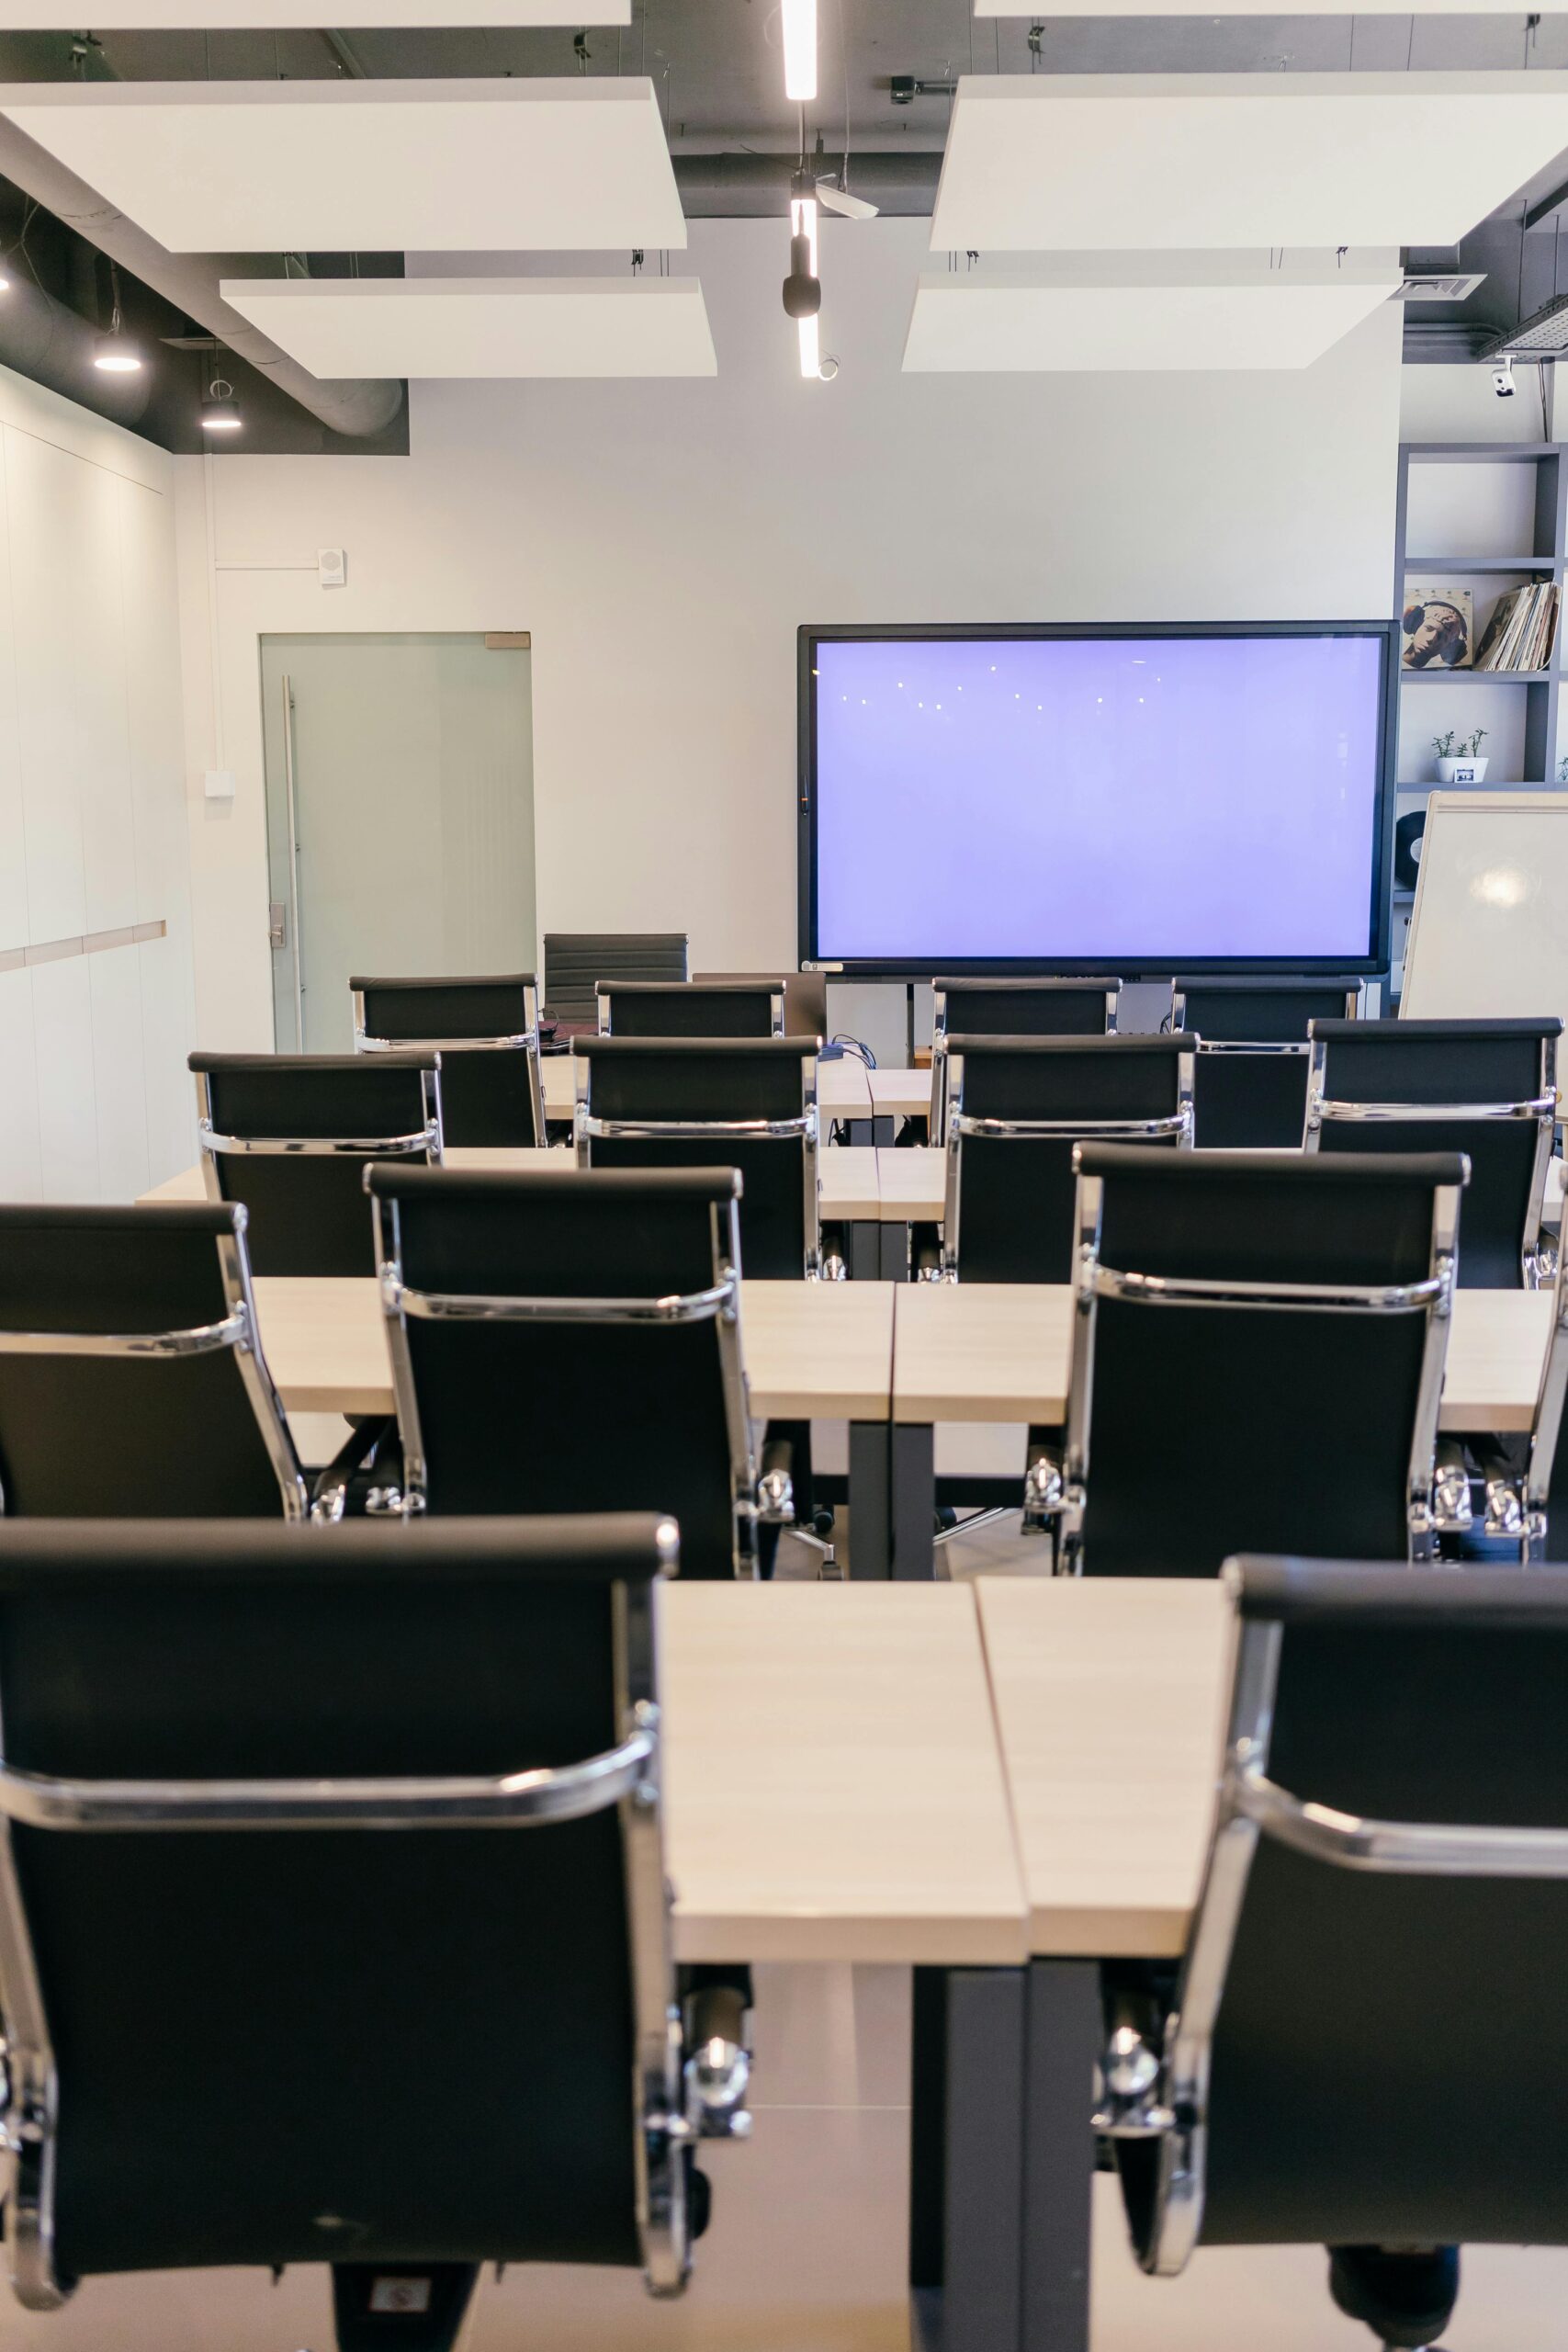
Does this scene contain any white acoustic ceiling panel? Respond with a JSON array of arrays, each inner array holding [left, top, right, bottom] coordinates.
[[220, 275, 716, 377], [0, 78, 684, 252], [903, 254, 1403, 373], [0, 2, 628, 19], [977, 0, 1536, 12], [930, 73, 1568, 253]]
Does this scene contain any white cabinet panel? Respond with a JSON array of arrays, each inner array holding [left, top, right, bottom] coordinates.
[[138, 934, 197, 1183], [90, 943, 150, 1201], [0, 967, 41, 1201], [30, 954, 96, 1201]]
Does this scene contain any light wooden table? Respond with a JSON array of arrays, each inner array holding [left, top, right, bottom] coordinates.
[[664, 1582, 1024, 1964], [141, 1143, 886, 1224], [247, 1273, 896, 1424], [976, 1577, 1231, 1960], [870, 1067, 934, 1123]]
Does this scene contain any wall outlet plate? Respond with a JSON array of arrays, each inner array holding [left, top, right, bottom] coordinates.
[[203, 768, 235, 800], [318, 547, 347, 588]]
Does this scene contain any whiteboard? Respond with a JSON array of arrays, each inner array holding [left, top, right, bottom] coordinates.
[[1402, 792, 1568, 1026]]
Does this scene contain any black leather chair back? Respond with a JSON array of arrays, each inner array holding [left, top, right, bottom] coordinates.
[[353, 973, 542, 1148], [1308, 1016, 1560, 1289], [598, 982, 784, 1040], [576, 1038, 819, 1279], [1172, 978, 1359, 1148], [543, 933, 688, 1028], [0, 1514, 692, 2301], [0, 1205, 303, 1519], [368, 1166, 754, 1573], [942, 1036, 1191, 1283], [191, 1053, 441, 1277], [933, 978, 1120, 1039], [1064, 1147, 1464, 1576], [696, 971, 828, 1038], [1123, 1558, 1568, 2270]]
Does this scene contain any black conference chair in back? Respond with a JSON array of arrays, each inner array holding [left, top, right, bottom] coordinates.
[[0, 1514, 749, 2349], [597, 980, 784, 1039], [1170, 977, 1359, 1148], [931, 977, 1122, 1140], [190, 1051, 442, 1276], [1022, 1146, 1463, 1576], [575, 1036, 839, 1280], [351, 972, 544, 1148], [367, 1166, 778, 1572], [696, 969, 829, 1038], [1104, 1555, 1568, 2351], [934, 1035, 1193, 1283], [543, 932, 689, 1033], [1305, 1016, 1560, 1289], [0, 1204, 307, 1519]]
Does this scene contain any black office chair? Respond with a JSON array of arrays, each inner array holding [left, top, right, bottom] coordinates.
[[542, 932, 689, 1032], [190, 1052, 442, 1277], [1104, 1554, 1568, 2351], [696, 969, 829, 1039], [351, 973, 544, 1148], [574, 1036, 839, 1281], [932, 1035, 1193, 1283], [1306, 1017, 1560, 1289], [1170, 978, 1359, 1148], [0, 1204, 307, 1519], [1023, 1146, 1464, 1576], [0, 1513, 750, 2349], [597, 980, 785, 1039], [367, 1164, 784, 1572], [932, 977, 1121, 1042]]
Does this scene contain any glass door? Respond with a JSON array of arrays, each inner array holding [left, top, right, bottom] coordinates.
[[259, 632, 536, 1052]]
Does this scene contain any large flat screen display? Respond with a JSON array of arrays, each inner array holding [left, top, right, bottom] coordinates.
[[799, 624, 1396, 975]]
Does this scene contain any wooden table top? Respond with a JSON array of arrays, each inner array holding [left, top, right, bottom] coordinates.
[[976, 1577, 1232, 1959], [248, 1274, 896, 1423], [142, 1142, 886, 1221], [893, 1280, 1555, 1431], [664, 1582, 1025, 1964], [876, 1146, 946, 1222], [869, 1067, 934, 1121]]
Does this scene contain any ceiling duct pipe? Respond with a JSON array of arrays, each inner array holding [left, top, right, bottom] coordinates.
[[0, 269, 150, 425], [0, 111, 402, 439], [672, 149, 942, 217]]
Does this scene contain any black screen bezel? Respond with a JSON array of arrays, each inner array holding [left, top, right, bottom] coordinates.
[[796, 618, 1399, 979]]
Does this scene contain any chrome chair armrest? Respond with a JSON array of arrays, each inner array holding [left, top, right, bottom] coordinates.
[[1021, 1440, 1066, 1536], [310, 1418, 397, 1524], [1432, 1438, 1473, 1535], [758, 1435, 795, 1526], [683, 1983, 752, 2140]]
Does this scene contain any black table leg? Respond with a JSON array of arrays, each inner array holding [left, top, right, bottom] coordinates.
[[910, 1966, 1028, 2352], [892, 1421, 936, 1580], [1021, 1960, 1099, 2352], [847, 1220, 881, 1281], [848, 1420, 891, 1578]]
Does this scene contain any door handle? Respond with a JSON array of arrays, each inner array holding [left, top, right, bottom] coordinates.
[[268, 900, 288, 950], [280, 673, 304, 1046]]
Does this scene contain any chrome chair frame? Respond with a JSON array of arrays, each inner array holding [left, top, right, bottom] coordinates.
[[596, 985, 785, 1040], [1523, 1247, 1568, 1560], [0, 1210, 308, 1524], [573, 1052, 837, 1281], [1127, 1562, 1568, 2278], [370, 1186, 762, 1570], [0, 1521, 699, 2310], [1049, 1163, 1461, 1572], [353, 980, 545, 1147], [195, 1067, 445, 1180], [1303, 1030, 1558, 1289], [938, 1045, 1195, 1282], [931, 981, 1122, 1138]]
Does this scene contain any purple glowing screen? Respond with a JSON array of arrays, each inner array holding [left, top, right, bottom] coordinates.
[[810, 633, 1387, 962]]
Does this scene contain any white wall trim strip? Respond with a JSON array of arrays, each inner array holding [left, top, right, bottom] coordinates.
[[0, 918, 166, 973]]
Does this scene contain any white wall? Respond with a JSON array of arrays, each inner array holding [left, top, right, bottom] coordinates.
[[175, 219, 1405, 1048], [0, 363, 195, 1201]]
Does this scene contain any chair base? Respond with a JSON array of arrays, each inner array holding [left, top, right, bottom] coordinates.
[[1328, 2245, 1459, 2351]]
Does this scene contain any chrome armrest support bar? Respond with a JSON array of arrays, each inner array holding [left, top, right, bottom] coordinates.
[[382, 1272, 734, 1327], [1231, 1763, 1568, 1877]]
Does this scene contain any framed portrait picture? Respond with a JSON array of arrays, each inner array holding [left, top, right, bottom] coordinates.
[[1401, 584, 1473, 670]]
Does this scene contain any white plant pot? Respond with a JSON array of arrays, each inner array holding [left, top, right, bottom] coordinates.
[[1437, 756, 1488, 784]]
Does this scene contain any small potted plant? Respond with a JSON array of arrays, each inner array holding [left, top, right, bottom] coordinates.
[[1433, 729, 1488, 784]]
